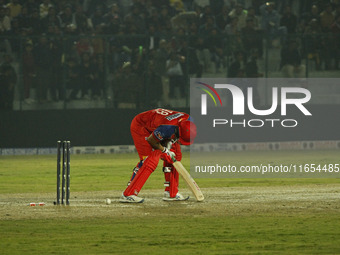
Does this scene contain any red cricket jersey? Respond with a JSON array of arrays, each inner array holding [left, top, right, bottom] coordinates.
[[133, 108, 191, 142]]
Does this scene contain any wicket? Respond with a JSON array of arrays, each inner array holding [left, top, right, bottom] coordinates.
[[56, 141, 71, 205]]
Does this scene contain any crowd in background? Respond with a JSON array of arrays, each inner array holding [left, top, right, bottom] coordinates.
[[0, 0, 339, 109]]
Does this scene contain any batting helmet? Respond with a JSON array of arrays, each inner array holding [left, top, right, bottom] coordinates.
[[178, 120, 197, 145]]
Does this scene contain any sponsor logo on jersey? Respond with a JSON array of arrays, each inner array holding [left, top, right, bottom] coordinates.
[[166, 113, 184, 121]]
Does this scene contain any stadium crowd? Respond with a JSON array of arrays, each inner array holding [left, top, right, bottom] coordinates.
[[0, 0, 339, 109]]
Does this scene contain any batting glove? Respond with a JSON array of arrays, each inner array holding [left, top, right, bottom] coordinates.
[[161, 147, 176, 164]]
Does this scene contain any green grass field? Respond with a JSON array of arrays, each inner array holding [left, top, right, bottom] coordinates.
[[1, 150, 340, 254]]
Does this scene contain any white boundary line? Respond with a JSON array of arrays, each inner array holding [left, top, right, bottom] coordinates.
[[1, 140, 339, 156]]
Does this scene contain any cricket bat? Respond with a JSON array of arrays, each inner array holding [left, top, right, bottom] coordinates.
[[173, 161, 204, 202]]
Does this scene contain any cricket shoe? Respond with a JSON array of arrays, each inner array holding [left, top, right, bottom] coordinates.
[[119, 193, 144, 203], [162, 191, 189, 201]]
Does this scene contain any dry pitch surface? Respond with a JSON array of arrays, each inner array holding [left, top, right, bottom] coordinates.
[[1, 184, 340, 220]]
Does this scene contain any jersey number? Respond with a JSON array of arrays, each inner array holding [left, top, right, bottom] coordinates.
[[155, 109, 173, 116]]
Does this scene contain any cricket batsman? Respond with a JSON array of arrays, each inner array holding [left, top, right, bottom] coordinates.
[[119, 108, 197, 203]]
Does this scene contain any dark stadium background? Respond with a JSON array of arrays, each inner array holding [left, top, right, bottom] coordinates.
[[0, 0, 339, 147]]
